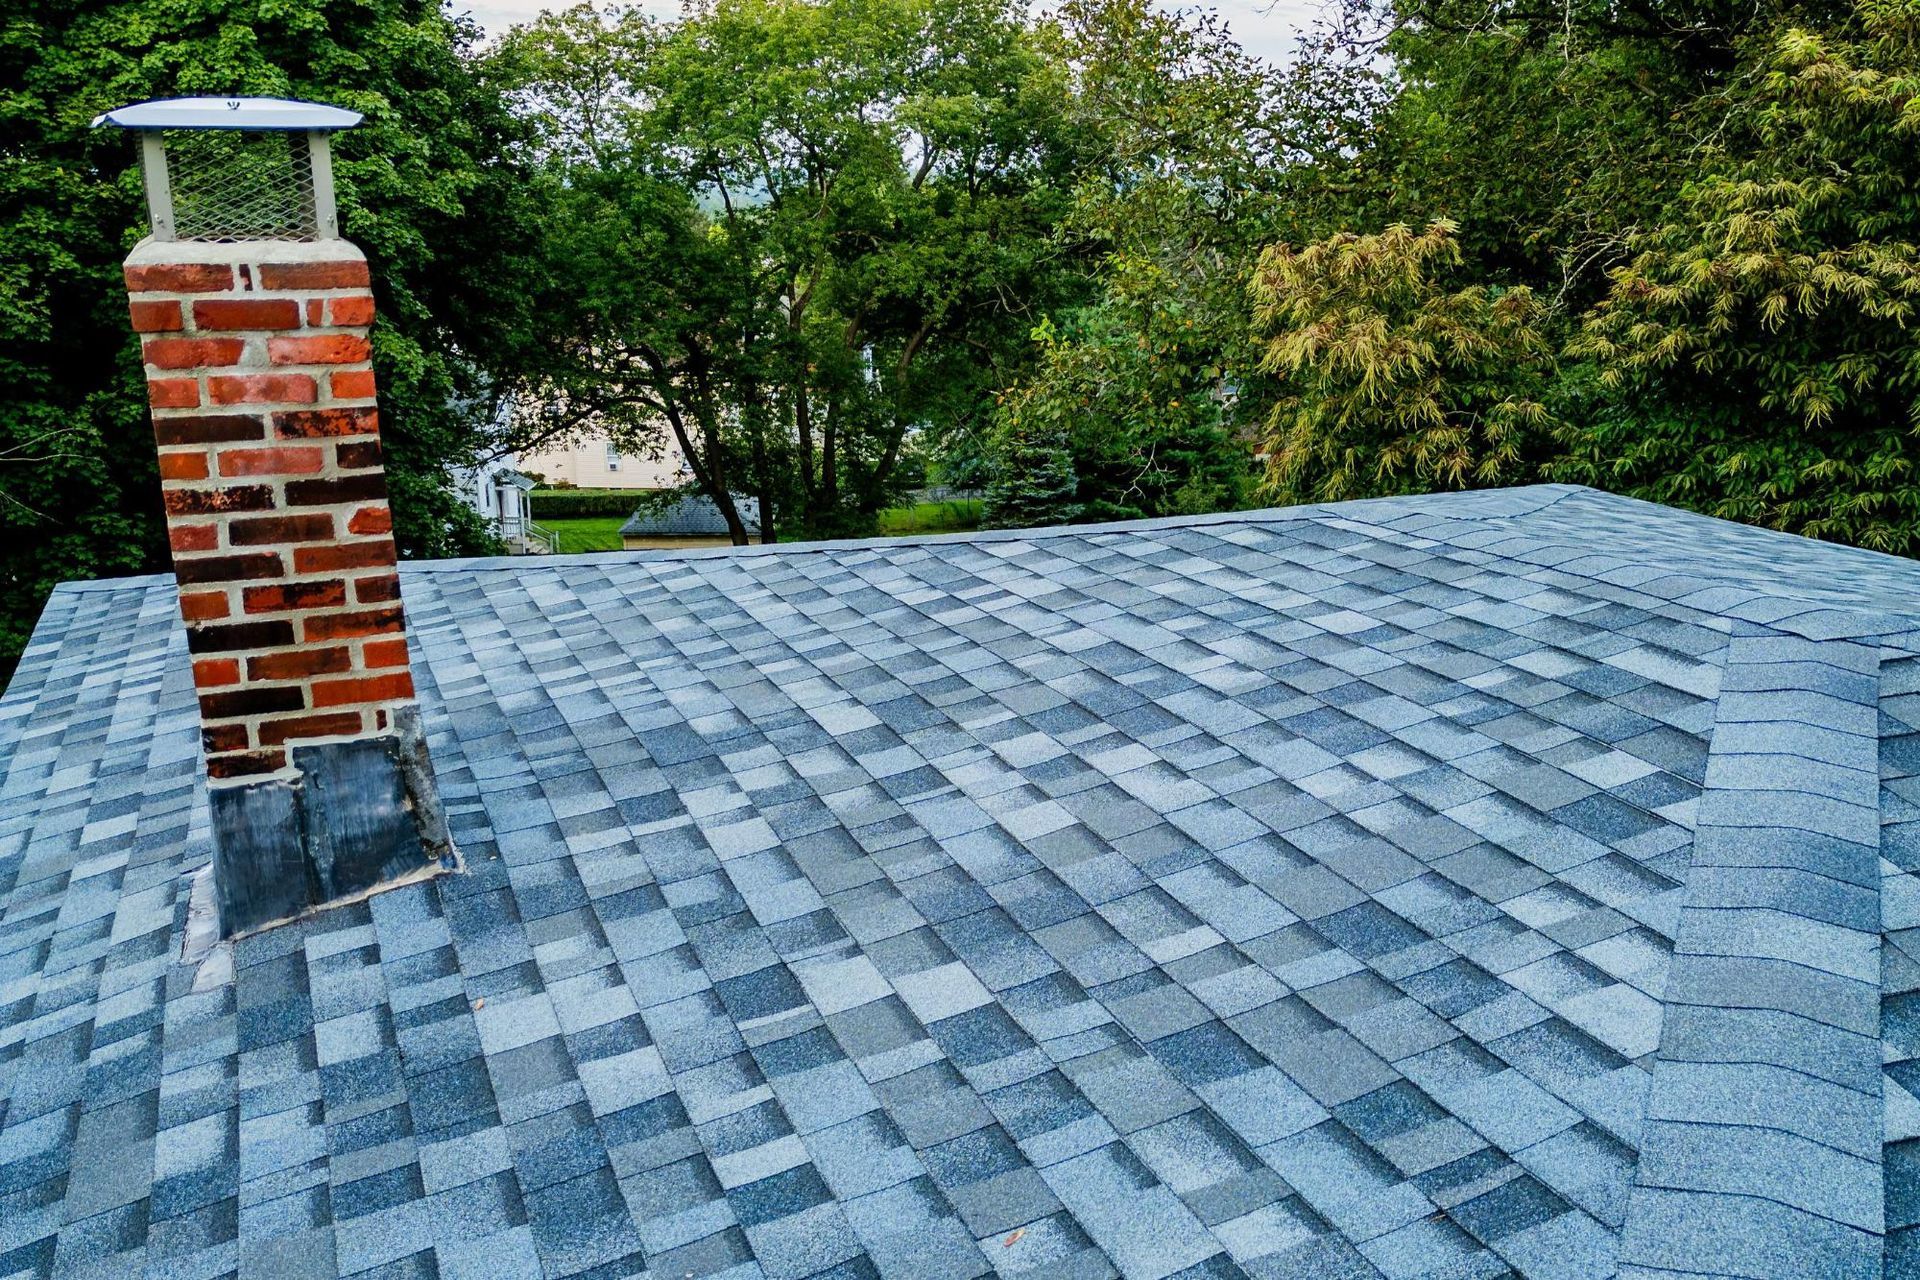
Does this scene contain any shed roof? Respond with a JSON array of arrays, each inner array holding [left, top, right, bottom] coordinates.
[[618, 495, 762, 539], [2, 484, 1917, 1280]]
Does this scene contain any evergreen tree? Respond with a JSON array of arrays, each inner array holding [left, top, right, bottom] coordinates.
[[985, 411, 1081, 528]]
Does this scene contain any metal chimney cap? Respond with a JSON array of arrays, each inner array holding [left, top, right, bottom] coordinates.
[[91, 97, 362, 132]]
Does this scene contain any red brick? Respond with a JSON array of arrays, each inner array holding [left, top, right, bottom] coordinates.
[[170, 524, 219, 554], [311, 671, 414, 708], [355, 574, 401, 604], [154, 414, 264, 446], [178, 589, 229, 621], [330, 370, 378, 399], [329, 296, 377, 326], [363, 638, 410, 669], [202, 724, 251, 753], [209, 373, 317, 405], [158, 451, 209, 481], [148, 379, 199, 409], [294, 541, 397, 574], [242, 580, 348, 613], [174, 552, 284, 585], [185, 618, 296, 652], [144, 337, 245, 370], [192, 657, 240, 688], [258, 260, 370, 290], [269, 334, 371, 366], [347, 506, 392, 536], [206, 749, 289, 778], [218, 445, 325, 477], [130, 300, 184, 333], [227, 513, 335, 546], [192, 298, 302, 331], [286, 474, 386, 507], [248, 646, 353, 680], [306, 299, 324, 325], [274, 407, 377, 439], [337, 440, 382, 471], [200, 685, 305, 719], [163, 486, 273, 517], [125, 262, 232, 292], [258, 711, 364, 746], [303, 606, 405, 642]]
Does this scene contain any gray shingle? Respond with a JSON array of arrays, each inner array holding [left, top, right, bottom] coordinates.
[[10, 486, 1920, 1278]]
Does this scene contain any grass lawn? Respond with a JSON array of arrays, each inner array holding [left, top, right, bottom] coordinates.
[[877, 499, 983, 535], [540, 499, 982, 554], [541, 517, 628, 553]]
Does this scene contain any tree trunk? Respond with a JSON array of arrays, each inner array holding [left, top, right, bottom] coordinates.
[[646, 345, 749, 548], [659, 401, 747, 545], [822, 387, 839, 515], [689, 356, 749, 547], [866, 317, 935, 512], [743, 374, 778, 544], [794, 376, 817, 521]]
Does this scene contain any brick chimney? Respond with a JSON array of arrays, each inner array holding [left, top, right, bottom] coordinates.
[[125, 237, 453, 934]]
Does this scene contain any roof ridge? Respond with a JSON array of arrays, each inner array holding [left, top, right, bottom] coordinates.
[[40, 486, 1920, 654], [1314, 488, 1920, 650], [397, 483, 1583, 575], [1619, 626, 1887, 1275]]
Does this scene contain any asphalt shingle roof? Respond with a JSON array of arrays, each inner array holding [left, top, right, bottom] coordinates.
[[4, 483, 1920, 1280], [619, 496, 763, 539]]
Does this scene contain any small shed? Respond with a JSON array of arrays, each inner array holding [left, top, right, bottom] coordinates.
[[619, 494, 761, 548]]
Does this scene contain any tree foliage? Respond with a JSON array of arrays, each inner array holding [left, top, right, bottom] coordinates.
[[15, 0, 1920, 682], [989, 307, 1252, 526], [1253, 221, 1556, 501], [1255, 0, 1920, 555], [493, 0, 1078, 542], [979, 0, 1293, 525], [1558, 7, 1920, 549]]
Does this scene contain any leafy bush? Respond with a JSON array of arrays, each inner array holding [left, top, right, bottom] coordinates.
[[985, 310, 1255, 528], [1556, 13, 1920, 551], [530, 489, 663, 519], [1252, 221, 1558, 503]]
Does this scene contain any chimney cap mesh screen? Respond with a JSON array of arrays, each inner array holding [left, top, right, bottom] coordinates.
[[165, 130, 318, 242]]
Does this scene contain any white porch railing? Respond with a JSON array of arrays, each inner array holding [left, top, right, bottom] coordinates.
[[498, 514, 556, 555]]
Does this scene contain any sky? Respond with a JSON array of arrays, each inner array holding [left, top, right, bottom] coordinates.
[[456, 0, 1324, 64]]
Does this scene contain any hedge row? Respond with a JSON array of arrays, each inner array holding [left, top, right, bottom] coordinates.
[[530, 488, 661, 519]]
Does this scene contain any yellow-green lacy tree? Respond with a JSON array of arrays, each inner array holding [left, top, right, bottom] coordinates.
[[1560, 5, 1920, 551], [1251, 220, 1556, 503]]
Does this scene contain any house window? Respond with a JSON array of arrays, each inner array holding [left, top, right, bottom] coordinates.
[[604, 442, 621, 472]]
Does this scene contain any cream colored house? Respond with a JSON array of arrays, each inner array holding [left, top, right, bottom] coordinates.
[[518, 427, 690, 490]]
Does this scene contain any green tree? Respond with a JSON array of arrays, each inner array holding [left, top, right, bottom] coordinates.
[[1252, 220, 1556, 502], [495, 0, 1076, 542], [992, 305, 1254, 524], [984, 384, 1081, 527], [1559, 7, 1920, 550], [1, 0, 546, 677], [1248, 0, 1920, 555], [981, 0, 1307, 527], [1320, 0, 1842, 304]]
